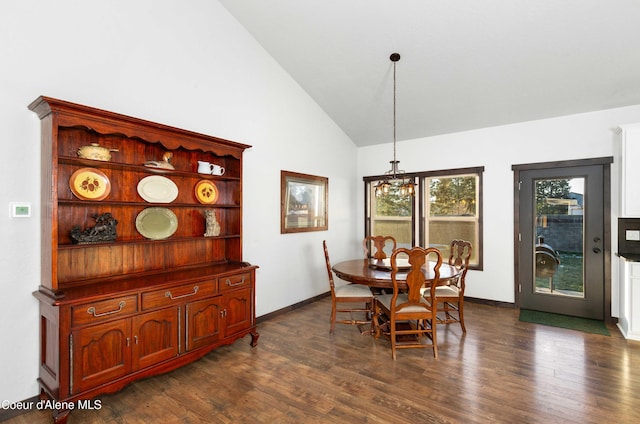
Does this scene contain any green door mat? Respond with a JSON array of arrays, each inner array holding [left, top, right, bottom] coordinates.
[[519, 309, 610, 336]]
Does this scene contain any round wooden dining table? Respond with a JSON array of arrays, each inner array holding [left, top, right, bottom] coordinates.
[[332, 258, 459, 289]]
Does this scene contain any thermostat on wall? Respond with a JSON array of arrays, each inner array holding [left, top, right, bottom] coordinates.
[[10, 202, 31, 218]]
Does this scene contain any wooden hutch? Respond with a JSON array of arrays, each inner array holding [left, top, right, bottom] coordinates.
[[29, 96, 258, 423]]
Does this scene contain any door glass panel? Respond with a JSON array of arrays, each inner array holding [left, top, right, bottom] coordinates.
[[534, 177, 584, 298]]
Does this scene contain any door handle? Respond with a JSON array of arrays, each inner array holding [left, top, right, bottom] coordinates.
[[593, 247, 601, 253]]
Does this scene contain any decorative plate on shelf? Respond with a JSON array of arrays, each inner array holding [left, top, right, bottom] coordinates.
[[137, 175, 179, 203], [69, 168, 111, 201], [135, 207, 178, 240], [195, 180, 218, 204]]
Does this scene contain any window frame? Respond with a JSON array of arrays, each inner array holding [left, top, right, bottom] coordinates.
[[364, 166, 484, 270]]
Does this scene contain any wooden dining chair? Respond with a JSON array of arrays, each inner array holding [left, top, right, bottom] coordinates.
[[373, 246, 443, 359], [323, 240, 373, 334], [362, 235, 397, 260], [435, 239, 472, 332]]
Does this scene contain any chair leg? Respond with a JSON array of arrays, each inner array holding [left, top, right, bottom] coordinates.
[[459, 300, 466, 333], [431, 317, 438, 359], [443, 301, 453, 321], [372, 302, 381, 338], [371, 304, 377, 336], [390, 317, 397, 360], [330, 299, 337, 334]]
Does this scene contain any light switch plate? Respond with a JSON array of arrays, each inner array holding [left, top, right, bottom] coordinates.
[[10, 202, 31, 218]]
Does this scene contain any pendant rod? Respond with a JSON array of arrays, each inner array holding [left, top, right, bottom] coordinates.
[[392, 53, 399, 178]]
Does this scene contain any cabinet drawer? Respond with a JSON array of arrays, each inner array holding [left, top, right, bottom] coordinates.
[[72, 295, 138, 326], [142, 281, 217, 310], [219, 273, 252, 292]]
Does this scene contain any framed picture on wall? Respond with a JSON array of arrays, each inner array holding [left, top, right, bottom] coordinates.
[[281, 170, 328, 233]]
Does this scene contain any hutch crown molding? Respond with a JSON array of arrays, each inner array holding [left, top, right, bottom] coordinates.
[[30, 96, 258, 423]]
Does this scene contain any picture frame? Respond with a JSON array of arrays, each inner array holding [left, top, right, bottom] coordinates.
[[281, 170, 328, 233]]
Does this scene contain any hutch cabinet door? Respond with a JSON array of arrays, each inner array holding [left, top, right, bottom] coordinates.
[[222, 287, 253, 337], [185, 297, 222, 351], [132, 308, 180, 370], [71, 319, 132, 394]]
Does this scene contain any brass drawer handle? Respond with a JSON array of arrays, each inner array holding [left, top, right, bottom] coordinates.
[[165, 286, 199, 300], [225, 277, 246, 287], [87, 301, 125, 318]]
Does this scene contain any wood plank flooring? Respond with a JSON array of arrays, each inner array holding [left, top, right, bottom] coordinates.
[[5, 298, 640, 423]]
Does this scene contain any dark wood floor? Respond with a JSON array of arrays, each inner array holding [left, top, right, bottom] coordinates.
[[6, 297, 640, 423]]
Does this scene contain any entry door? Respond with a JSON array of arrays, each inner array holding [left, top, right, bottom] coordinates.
[[516, 162, 608, 320]]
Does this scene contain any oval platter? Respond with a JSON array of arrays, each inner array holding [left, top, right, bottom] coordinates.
[[69, 167, 111, 201], [135, 207, 178, 240], [137, 175, 179, 203]]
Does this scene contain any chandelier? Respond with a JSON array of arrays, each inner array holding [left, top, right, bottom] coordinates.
[[374, 53, 415, 197]]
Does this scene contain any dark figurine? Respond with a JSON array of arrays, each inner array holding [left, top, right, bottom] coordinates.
[[70, 212, 118, 244]]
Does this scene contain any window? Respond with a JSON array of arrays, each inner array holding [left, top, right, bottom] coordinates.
[[365, 166, 483, 269], [366, 181, 414, 249], [423, 172, 481, 267]]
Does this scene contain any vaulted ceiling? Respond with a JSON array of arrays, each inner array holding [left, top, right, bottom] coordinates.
[[219, 1, 640, 146]]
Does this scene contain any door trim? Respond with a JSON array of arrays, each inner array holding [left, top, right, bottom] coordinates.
[[512, 157, 613, 322]]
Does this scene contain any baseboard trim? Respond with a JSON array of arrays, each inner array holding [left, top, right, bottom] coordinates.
[[255, 294, 513, 325], [465, 296, 515, 308], [256, 292, 330, 324]]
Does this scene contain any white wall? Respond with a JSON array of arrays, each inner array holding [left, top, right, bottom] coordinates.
[[0, 0, 357, 404], [358, 105, 640, 305]]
